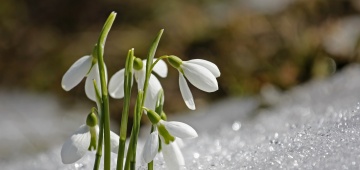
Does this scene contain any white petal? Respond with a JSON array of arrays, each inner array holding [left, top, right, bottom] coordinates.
[[85, 64, 100, 101], [162, 141, 185, 170], [134, 69, 146, 91], [147, 74, 163, 98], [182, 62, 218, 92], [108, 68, 125, 99], [62, 55, 92, 91], [60, 124, 91, 164], [144, 95, 157, 113], [152, 59, 168, 78], [144, 74, 163, 111], [161, 120, 198, 139], [142, 131, 159, 163], [179, 74, 195, 110], [85, 64, 108, 101], [186, 59, 220, 77], [110, 131, 120, 153], [175, 138, 184, 148], [142, 59, 168, 78]]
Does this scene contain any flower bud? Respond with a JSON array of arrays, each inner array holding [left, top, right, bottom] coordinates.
[[133, 57, 143, 70], [86, 109, 99, 151], [147, 109, 161, 124], [86, 110, 98, 127], [167, 55, 182, 69]]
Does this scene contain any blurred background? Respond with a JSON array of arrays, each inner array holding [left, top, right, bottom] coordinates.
[[2, 0, 360, 164], [1, 0, 360, 120]]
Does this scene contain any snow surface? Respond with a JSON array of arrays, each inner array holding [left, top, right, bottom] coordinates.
[[2, 64, 360, 169]]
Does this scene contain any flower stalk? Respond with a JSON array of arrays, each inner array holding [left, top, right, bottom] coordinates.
[[124, 91, 143, 170], [96, 11, 116, 170], [93, 80, 103, 170], [123, 29, 164, 170], [116, 49, 134, 170], [135, 29, 164, 167]]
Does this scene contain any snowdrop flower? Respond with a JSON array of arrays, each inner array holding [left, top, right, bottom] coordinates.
[[142, 130, 185, 170], [60, 111, 119, 164], [142, 109, 197, 169], [61, 55, 107, 101], [108, 58, 168, 110], [167, 55, 220, 110]]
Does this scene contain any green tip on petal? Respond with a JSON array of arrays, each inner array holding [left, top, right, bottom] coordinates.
[[88, 126, 98, 151], [158, 123, 175, 144]]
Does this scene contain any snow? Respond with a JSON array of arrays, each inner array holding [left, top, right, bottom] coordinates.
[[2, 64, 360, 169]]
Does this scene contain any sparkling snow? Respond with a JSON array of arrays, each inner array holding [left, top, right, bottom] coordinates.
[[2, 64, 360, 169]]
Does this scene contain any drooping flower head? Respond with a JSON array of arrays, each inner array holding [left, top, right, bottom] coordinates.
[[167, 55, 220, 110], [61, 52, 107, 101], [60, 110, 119, 164], [142, 109, 197, 169], [108, 58, 167, 110]]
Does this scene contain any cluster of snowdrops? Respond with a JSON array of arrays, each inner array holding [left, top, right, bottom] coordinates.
[[59, 12, 220, 170]]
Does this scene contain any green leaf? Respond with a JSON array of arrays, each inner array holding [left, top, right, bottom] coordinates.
[[125, 49, 134, 96], [98, 12, 117, 47], [146, 29, 164, 73]]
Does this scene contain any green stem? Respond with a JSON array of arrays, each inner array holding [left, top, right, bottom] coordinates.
[[131, 93, 142, 170], [124, 91, 143, 170], [147, 125, 156, 170], [96, 12, 116, 170], [150, 55, 168, 71], [116, 49, 134, 170], [93, 80, 103, 170], [143, 29, 164, 104], [125, 29, 164, 170], [124, 128, 134, 170], [118, 140, 126, 169], [94, 108, 104, 170]]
